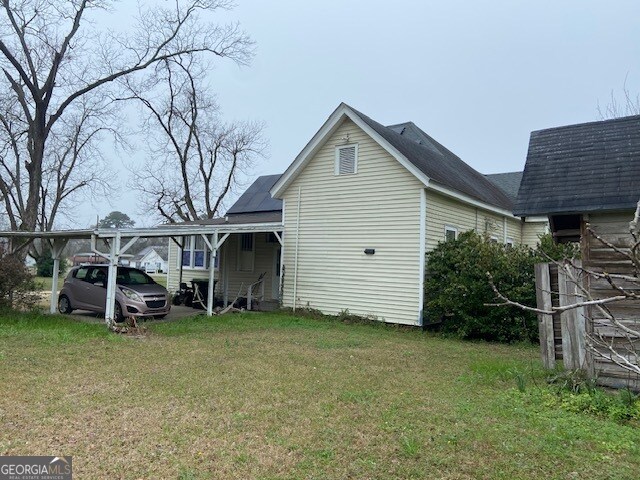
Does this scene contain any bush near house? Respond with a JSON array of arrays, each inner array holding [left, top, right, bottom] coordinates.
[[425, 232, 576, 343]]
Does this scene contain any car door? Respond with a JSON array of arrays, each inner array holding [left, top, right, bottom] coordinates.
[[67, 266, 92, 309], [84, 267, 108, 311]]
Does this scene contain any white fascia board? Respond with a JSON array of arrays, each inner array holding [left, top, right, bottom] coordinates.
[[270, 103, 431, 199], [215, 223, 283, 234], [524, 216, 549, 223], [426, 181, 517, 218]]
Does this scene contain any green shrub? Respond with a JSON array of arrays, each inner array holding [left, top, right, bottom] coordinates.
[[0, 249, 38, 309], [35, 249, 68, 277], [424, 232, 580, 343], [425, 231, 540, 342], [546, 375, 640, 422], [536, 233, 581, 261]]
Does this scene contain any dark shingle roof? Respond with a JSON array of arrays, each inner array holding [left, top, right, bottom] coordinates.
[[514, 115, 640, 216], [226, 174, 282, 215], [132, 246, 168, 262], [484, 171, 524, 203], [351, 112, 514, 210]]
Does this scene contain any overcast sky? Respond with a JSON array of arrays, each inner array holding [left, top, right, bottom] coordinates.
[[88, 0, 640, 227]]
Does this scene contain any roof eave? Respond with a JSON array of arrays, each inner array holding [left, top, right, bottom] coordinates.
[[428, 181, 516, 218]]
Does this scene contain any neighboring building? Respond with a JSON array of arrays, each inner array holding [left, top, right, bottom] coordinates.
[[515, 114, 640, 389], [515, 114, 640, 242], [131, 246, 168, 273], [71, 252, 106, 266], [167, 103, 547, 324]]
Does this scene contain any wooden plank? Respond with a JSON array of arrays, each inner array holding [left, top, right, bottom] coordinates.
[[535, 263, 555, 369], [581, 219, 596, 378], [558, 265, 576, 369], [593, 323, 640, 338], [589, 249, 634, 262], [596, 375, 640, 391], [572, 261, 587, 368], [588, 234, 636, 248]]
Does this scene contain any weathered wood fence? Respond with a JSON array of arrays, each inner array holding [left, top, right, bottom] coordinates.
[[535, 260, 640, 390], [535, 262, 586, 371]]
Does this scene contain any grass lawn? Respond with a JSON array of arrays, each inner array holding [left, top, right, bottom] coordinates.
[[34, 276, 56, 291], [0, 312, 638, 479]]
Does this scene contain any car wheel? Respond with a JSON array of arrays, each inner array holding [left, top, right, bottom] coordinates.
[[114, 302, 125, 323], [58, 295, 73, 314]]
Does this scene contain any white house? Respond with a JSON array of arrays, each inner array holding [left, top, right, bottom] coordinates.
[[132, 246, 168, 273], [167, 103, 547, 324]]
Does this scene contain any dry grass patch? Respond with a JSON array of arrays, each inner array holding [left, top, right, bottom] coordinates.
[[0, 311, 638, 479]]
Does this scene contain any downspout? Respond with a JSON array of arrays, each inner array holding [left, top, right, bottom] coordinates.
[[293, 186, 302, 312], [503, 217, 508, 244]]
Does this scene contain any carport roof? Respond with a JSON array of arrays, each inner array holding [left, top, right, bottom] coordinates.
[[0, 220, 283, 241]]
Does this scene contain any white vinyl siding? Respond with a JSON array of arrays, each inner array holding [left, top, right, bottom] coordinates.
[[335, 144, 357, 175], [506, 219, 522, 246], [425, 190, 524, 252], [280, 118, 424, 325], [237, 233, 255, 272], [522, 221, 548, 247], [221, 233, 280, 301]]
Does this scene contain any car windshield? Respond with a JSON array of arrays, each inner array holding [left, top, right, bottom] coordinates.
[[116, 268, 156, 286]]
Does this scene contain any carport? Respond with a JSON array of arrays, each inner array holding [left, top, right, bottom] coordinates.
[[0, 222, 283, 326]]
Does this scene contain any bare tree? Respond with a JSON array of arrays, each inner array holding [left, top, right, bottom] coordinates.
[[0, 0, 253, 237], [597, 75, 640, 119], [489, 202, 640, 377], [124, 56, 266, 222]]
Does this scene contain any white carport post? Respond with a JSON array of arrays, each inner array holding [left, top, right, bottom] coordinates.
[[207, 232, 218, 316], [273, 231, 284, 305], [201, 231, 231, 315], [104, 232, 121, 327], [199, 232, 217, 316], [49, 238, 68, 314]]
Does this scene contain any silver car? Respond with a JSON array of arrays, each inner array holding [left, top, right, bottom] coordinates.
[[58, 265, 171, 321]]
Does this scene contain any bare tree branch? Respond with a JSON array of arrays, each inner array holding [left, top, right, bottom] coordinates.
[[124, 56, 266, 222], [0, 0, 254, 240]]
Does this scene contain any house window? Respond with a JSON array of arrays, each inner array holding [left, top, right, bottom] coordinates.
[[335, 144, 358, 175], [194, 236, 207, 267], [444, 226, 458, 242], [489, 236, 499, 244], [506, 238, 515, 247], [237, 233, 255, 272], [181, 237, 192, 267], [181, 235, 209, 269]]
